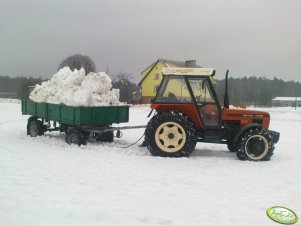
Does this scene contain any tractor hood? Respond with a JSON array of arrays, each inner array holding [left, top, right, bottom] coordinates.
[[222, 108, 270, 129], [222, 108, 270, 118]]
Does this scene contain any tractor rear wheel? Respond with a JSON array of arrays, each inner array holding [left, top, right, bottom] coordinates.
[[145, 111, 197, 157], [227, 140, 237, 152], [236, 128, 274, 161]]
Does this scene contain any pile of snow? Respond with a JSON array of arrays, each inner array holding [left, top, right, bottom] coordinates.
[[29, 67, 122, 106]]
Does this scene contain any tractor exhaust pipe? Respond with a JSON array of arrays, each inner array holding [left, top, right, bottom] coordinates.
[[224, 70, 230, 109]]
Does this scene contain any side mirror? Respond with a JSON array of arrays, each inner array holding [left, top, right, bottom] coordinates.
[[201, 81, 205, 90]]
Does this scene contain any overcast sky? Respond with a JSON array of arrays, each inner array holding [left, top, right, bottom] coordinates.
[[0, 0, 300, 82]]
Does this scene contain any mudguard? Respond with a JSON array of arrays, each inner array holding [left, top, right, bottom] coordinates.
[[234, 123, 280, 145], [233, 123, 263, 144]]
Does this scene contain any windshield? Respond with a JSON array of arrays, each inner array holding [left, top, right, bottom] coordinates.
[[155, 76, 193, 103]]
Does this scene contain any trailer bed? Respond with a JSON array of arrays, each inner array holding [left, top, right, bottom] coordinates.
[[21, 99, 129, 126]]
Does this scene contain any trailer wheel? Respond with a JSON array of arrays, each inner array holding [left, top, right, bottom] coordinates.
[[145, 111, 197, 157], [236, 128, 274, 161], [27, 117, 44, 137], [65, 128, 86, 146], [96, 131, 114, 143]]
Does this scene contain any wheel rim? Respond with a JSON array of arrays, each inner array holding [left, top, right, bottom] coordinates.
[[245, 135, 269, 160], [29, 122, 38, 137], [155, 121, 186, 153]]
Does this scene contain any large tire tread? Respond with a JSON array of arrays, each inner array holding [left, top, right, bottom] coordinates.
[[145, 111, 197, 158], [236, 128, 274, 161]]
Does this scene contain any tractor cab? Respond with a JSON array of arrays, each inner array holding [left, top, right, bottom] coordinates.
[[145, 67, 280, 161], [152, 67, 221, 129]]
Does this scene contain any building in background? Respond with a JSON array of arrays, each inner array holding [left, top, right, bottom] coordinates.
[[139, 59, 201, 104], [272, 97, 301, 107]]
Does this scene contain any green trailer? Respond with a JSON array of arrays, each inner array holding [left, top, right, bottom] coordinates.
[[21, 99, 142, 145]]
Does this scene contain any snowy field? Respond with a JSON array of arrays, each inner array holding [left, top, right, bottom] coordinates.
[[0, 100, 300, 226]]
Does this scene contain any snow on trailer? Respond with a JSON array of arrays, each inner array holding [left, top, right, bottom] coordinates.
[[29, 67, 121, 106]]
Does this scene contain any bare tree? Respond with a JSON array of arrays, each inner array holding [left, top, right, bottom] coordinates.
[[111, 72, 140, 103], [58, 54, 96, 74]]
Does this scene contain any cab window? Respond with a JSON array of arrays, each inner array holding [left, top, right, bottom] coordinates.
[[155, 76, 192, 103]]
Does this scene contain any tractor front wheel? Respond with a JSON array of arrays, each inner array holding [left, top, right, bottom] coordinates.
[[145, 111, 197, 157], [236, 128, 274, 161]]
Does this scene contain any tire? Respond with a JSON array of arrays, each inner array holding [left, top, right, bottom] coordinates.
[[236, 128, 274, 161], [96, 131, 114, 143], [27, 117, 44, 137], [145, 111, 197, 157], [225, 123, 240, 152], [227, 139, 237, 152], [65, 127, 86, 146]]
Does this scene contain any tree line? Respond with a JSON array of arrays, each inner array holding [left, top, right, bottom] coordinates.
[[0, 76, 43, 98], [1, 54, 300, 105], [0, 74, 300, 106], [215, 76, 301, 107]]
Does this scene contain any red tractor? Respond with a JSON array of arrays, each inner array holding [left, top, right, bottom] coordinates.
[[144, 68, 280, 161]]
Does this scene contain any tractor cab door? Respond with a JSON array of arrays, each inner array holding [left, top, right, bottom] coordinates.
[[187, 77, 221, 128]]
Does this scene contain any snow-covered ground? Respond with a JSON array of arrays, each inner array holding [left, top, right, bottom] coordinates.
[[0, 100, 300, 226]]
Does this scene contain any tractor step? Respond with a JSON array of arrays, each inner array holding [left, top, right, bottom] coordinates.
[[198, 136, 225, 144]]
